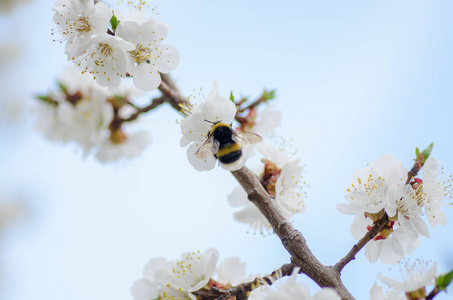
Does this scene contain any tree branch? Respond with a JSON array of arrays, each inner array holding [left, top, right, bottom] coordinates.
[[231, 167, 355, 300], [159, 74, 354, 299]]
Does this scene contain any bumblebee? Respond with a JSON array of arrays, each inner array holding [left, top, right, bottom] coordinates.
[[196, 122, 263, 170]]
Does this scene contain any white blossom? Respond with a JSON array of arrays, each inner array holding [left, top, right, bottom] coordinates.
[[339, 155, 429, 263], [74, 35, 134, 88], [168, 249, 219, 295], [34, 102, 66, 142], [419, 157, 451, 228], [58, 62, 111, 95], [180, 82, 238, 171], [116, 14, 179, 91], [215, 257, 247, 286], [131, 249, 219, 300], [386, 183, 430, 238], [338, 155, 408, 216], [34, 68, 113, 153], [57, 95, 112, 153], [379, 260, 437, 295], [34, 66, 149, 161], [228, 184, 272, 233], [95, 131, 151, 162], [251, 105, 281, 136], [52, 0, 112, 58]]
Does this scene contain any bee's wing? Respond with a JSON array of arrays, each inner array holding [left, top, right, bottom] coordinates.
[[195, 136, 220, 160], [232, 131, 263, 145]]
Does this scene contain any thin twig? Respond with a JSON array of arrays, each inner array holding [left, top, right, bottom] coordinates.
[[118, 74, 189, 124], [237, 96, 266, 113], [406, 154, 424, 184], [426, 287, 441, 300], [122, 96, 167, 123], [235, 97, 248, 108], [334, 214, 389, 273]]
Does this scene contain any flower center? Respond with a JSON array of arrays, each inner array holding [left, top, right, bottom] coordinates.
[[72, 16, 91, 34], [260, 159, 282, 196], [98, 43, 114, 58], [129, 44, 152, 65], [171, 252, 205, 287]]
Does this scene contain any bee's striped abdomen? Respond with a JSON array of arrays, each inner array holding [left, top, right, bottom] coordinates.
[[216, 142, 242, 164]]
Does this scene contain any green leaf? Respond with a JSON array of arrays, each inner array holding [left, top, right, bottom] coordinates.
[[437, 270, 453, 290], [110, 15, 120, 31], [415, 147, 420, 157], [57, 82, 68, 94], [36, 95, 48, 102], [421, 142, 434, 161], [230, 91, 235, 102], [262, 89, 276, 101], [36, 95, 58, 106]]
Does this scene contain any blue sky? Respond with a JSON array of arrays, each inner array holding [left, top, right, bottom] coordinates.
[[1, 0, 452, 299]]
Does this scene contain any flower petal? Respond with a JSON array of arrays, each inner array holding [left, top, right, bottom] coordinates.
[[337, 203, 363, 215], [186, 142, 216, 171], [216, 257, 246, 286], [350, 214, 372, 240], [152, 44, 180, 73], [380, 236, 404, 265], [131, 64, 162, 91], [411, 215, 430, 238], [365, 240, 383, 263], [180, 109, 211, 142], [203, 82, 236, 124], [130, 279, 158, 300]]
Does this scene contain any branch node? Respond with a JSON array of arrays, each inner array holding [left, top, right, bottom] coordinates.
[[278, 220, 291, 232], [281, 230, 301, 247]]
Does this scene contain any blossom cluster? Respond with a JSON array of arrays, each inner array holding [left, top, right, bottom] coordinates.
[[338, 155, 452, 265], [131, 248, 340, 300], [35, 66, 150, 162], [52, 0, 179, 91]]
